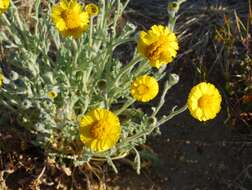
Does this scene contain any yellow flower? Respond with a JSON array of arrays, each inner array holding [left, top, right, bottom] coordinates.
[[79, 108, 121, 152], [0, 73, 4, 87], [47, 91, 58, 99], [0, 0, 9, 15], [131, 75, 159, 102], [137, 25, 179, 68], [187, 82, 222, 121], [51, 0, 89, 38], [86, 4, 99, 16]]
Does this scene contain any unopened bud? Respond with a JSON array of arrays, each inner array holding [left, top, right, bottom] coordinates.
[[148, 117, 157, 126], [43, 72, 55, 84], [97, 79, 107, 91], [169, 73, 179, 85], [35, 123, 46, 133], [168, 2, 179, 11], [21, 99, 32, 109], [10, 71, 19, 81], [43, 99, 53, 107]]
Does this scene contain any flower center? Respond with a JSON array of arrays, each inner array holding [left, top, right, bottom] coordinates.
[[90, 120, 108, 139], [89, 6, 98, 15], [62, 9, 81, 29], [147, 40, 166, 61], [198, 95, 212, 108], [137, 85, 149, 95]]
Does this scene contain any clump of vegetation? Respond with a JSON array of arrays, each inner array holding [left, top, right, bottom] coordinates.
[[0, 0, 204, 173]]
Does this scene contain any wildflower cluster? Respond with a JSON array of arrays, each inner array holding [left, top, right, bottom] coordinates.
[[0, 0, 222, 172]]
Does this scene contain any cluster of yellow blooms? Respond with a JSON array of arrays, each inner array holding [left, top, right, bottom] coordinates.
[[0, 0, 222, 153]]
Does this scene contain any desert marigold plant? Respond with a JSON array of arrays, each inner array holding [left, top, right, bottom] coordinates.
[[51, 0, 89, 38], [0, 0, 220, 174], [187, 82, 222, 121], [0, 0, 9, 15], [137, 25, 179, 68]]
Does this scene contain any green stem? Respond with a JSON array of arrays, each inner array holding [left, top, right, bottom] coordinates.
[[157, 104, 187, 126], [89, 16, 94, 47], [114, 56, 143, 86], [112, 0, 121, 37], [99, 0, 106, 30], [152, 80, 173, 117], [117, 104, 187, 149], [168, 0, 187, 31], [115, 98, 135, 115]]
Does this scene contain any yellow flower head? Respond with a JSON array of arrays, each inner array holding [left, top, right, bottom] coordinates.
[[79, 108, 121, 152], [0, 0, 9, 15], [86, 4, 99, 16], [51, 0, 89, 38], [131, 75, 159, 102], [0, 73, 4, 87], [187, 82, 222, 121], [47, 91, 58, 99], [137, 25, 179, 68]]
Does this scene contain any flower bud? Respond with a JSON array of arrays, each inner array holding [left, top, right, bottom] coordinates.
[[47, 86, 60, 99], [21, 99, 32, 109], [43, 99, 53, 108], [168, 73, 179, 86], [35, 123, 47, 133], [43, 72, 56, 84], [86, 4, 99, 17], [167, 2, 179, 13], [97, 79, 107, 91], [9, 71, 19, 81], [47, 91, 58, 99], [148, 117, 157, 126]]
